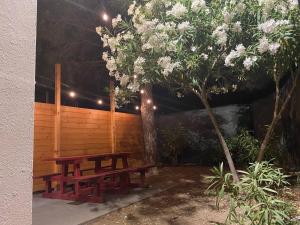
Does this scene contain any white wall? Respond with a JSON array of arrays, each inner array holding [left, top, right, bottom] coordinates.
[[0, 0, 37, 225]]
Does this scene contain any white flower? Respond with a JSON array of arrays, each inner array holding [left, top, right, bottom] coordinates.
[[135, 19, 158, 34], [102, 52, 109, 61], [123, 32, 134, 40], [201, 53, 208, 60], [120, 74, 130, 87], [288, 0, 299, 8], [224, 44, 245, 67], [225, 50, 239, 67], [223, 11, 232, 24], [258, 19, 277, 33], [233, 21, 242, 33], [243, 56, 257, 71], [128, 1, 136, 15], [96, 26, 103, 36], [191, 46, 197, 52], [106, 57, 117, 73], [134, 57, 146, 75], [236, 44, 246, 56], [112, 14, 122, 28], [127, 81, 140, 92], [212, 24, 229, 46], [191, 0, 206, 12], [178, 21, 191, 32], [167, 40, 178, 52], [157, 56, 180, 76], [258, 36, 269, 54], [268, 43, 280, 55], [101, 34, 109, 47], [166, 3, 187, 18], [236, 3, 246, 13]]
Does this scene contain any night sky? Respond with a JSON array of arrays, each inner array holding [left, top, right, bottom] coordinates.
[[35, 0, 274, 114]]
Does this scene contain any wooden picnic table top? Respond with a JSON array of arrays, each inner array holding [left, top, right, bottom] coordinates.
[[44, 152, 131, 162]]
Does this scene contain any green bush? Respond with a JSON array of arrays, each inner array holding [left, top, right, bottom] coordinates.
[[206, 161, 296, 225]]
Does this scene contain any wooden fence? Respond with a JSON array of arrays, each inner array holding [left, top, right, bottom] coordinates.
[[33, 102, 145, 191]]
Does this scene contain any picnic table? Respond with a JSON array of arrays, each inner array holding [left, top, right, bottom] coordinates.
[[41, 152, 131, 202], [35, 152, 154, 203]]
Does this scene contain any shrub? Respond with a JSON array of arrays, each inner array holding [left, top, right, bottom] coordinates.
[[206, 161, 296, 225]]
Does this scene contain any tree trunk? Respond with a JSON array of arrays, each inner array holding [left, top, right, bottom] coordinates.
[[257, 69, 299, 161], [141, 84, 158, 164], [194, 90, 239, 182]]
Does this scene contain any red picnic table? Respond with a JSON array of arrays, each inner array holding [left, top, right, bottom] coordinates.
[[41, 152, 131, 202]]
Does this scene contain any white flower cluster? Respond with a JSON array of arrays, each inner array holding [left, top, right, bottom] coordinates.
[[157, 56, 180, 76], [128, 1, 136, 15], [233, 21, 242, 33], [225, 44, 246, 67], [166, 3, 187, 18], [134, 57, 146, 76], [243, 56, 257, 71], [223, 11, 233, 24], [212, 24, 229, 46], [178, 21, 192, 33], [258, 19, 289, 34], [258, 36, 280, 55], [141, 32, 169, 51], [112, 14, 122, 28], [191, 0, 206, 12]]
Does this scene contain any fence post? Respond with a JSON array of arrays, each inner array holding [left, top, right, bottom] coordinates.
[[110, 80, 116, 153]]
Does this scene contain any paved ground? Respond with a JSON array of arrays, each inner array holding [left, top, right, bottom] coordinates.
[[32, 170, 176, 225]]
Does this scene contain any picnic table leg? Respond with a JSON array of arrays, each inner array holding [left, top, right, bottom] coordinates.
[[119, 172, 130, 194], [122, 156, 129, 168], [59, 163, 69, 194], [95, 160, 101, 173]]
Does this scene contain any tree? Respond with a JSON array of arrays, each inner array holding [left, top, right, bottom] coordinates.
[[96, 0, 300, 180]]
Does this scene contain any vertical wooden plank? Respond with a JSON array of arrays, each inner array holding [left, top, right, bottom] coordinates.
[[54, 64, 61, 160], [110, 80, 116, 153]]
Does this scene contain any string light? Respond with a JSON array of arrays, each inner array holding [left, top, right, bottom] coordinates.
[[153, 105, 157, 110], [102, 13, 109, 21], [134, 75, 137, 79], [69, 91, 76, 98], [135, 106, 140, 110], [147, 99, 152, 104], [140, 89, 145, 94], [97, 99, 103, 105]]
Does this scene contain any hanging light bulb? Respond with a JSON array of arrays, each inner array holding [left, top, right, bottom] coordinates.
[[135, 106, 140, 110], [147, 99, 152, 104], [134, 75, 138, 79], [153, 105, 157, 110], [140, 89, 145, 94], [69, 91, 76, 98], [97, 99, 103, 105], [102, 13, 109, 21]]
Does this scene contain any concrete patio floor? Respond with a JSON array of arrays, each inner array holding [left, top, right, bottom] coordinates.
[[32, 183, 175, 225]]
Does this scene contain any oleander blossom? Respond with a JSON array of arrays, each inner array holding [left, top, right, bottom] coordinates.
[[96, 26, 103, 36], [191, 0, 206, 12], [178, 21, 191, 33], [225, 44, 246, 67], [258, 36, 269, 54], [166, 3, 188, 18], [268, 43, 280, 55], [157, 56, 180, 76], [258, 19, 289, 34], [134, 57, 146, 75], [223, 11, 232, 24], [120, 74, 130, 87], [243, 56, 257, 71], [128, 1, 136, 15], [112, 14, 122, 28], [212, 24, 229, 46], [233, 22, 242, 33]]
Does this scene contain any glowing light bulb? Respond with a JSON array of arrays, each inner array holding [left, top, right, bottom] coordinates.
[[147, 99, 152, 104], [69, 91, 76, 98], [97, 99, 103, 105], [102, 13, 109, 21], [153, 105, 157, 110], [135, 106, 140, 110], [140, 89, 145, 94], [134, 75, 137, 79]]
